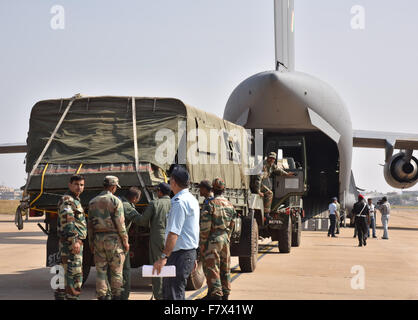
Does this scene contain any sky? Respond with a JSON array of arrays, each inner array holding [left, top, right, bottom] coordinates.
[[0, 0, 417, 192]]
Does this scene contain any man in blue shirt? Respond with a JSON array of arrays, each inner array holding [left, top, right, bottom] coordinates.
[[152, 166, 200, 300]]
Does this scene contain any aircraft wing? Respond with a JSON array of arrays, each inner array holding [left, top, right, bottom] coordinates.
[[353, 130, 418, 189], [0, 143, 27, 154], [353, 130, 418, 150]]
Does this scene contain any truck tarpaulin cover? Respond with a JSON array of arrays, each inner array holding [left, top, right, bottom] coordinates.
[[26, 97, 186, 173], [26, 96, 249, 190]]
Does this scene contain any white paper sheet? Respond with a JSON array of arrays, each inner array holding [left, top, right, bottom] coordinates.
[[141, 265, 176, 278]]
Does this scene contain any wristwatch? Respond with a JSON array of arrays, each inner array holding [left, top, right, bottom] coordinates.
[[161, 253, 169, 260]]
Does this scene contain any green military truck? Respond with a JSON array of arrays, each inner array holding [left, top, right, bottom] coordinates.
[[250, 135, 307, 254], [16, 95, 306, 288]]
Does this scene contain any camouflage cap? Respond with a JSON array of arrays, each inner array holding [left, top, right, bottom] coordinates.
[[268, 152, 277, 159], [104, 175, 121, 188], [212, 178, 226, 191]]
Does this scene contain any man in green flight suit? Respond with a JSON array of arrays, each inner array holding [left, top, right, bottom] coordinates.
[[55, 174, 87, 300], [136, 182, 171, 300]]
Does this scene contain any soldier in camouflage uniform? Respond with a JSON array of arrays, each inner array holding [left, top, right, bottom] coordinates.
[[136, 182, 171, 300], [107, 187, 142, 300], [199, 180, 214, 207], [199, 178, 237, 300], [88, 176, 129, 300], [254, 152, 295, 215], [55, 174, 87, 300]]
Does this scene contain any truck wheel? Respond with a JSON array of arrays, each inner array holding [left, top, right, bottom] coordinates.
[[82, 240, 93, 286], [186, 260, 205, 290], [239, 218, 259, 273], [291, 214, 302, 247], [278, 215, 292, 253]]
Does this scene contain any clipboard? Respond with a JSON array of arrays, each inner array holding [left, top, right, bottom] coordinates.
[[142, 265, 176, 278]]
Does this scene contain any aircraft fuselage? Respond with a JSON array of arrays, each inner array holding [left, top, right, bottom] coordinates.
[[224, 71, 356, 215]]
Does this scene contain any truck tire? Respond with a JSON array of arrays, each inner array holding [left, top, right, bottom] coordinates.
[[291, 214, 302, 247], [186, 260, 205, 290], [239, 218, 259, 273], [278, 215, 292, 253], [82, 239, 93, 286]]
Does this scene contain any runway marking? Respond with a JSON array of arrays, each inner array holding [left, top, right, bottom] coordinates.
[[187, 241, 277, 300]]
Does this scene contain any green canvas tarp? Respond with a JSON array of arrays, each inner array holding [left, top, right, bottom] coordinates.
[[26, 96, 249, 190], [27, 97, 186, 172]]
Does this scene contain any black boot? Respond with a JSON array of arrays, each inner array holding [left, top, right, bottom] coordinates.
[[112, 296, 121, 300], [222, 294, 229, 301], [54, 293, 65, 300], [98, 295, 111, 300], [199, 294, 222, 301], [66, 295, 80, 300]]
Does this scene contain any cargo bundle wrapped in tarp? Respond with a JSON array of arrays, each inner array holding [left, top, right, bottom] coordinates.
[[26, 96, 249, 192], [27, 97, 185, 170]]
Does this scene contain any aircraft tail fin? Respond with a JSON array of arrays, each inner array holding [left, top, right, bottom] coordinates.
[[274, 0, 295, 72]]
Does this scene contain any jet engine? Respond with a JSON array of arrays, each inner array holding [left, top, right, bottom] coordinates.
[[384, 152, 418, 189]]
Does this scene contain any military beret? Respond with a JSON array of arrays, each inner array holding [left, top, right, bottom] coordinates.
[[157, 182, 171, 195], [212, 178, 226, 191], [104, 175, 121, 188]]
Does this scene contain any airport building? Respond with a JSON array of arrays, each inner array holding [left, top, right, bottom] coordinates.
[[0, 186, 22, 200]]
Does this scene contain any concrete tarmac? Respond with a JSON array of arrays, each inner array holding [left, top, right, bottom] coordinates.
[[0, 209, 417, 300]]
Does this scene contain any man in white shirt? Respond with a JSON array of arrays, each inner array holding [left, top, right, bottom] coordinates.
[[367, 198, 377, 239], [377, 197, 391, 240], [328, 197, 338, 238]]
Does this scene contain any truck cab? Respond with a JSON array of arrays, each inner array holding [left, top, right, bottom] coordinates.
[[251, 135, 308, 253]]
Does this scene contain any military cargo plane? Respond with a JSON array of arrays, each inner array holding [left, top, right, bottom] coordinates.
[[223, 0, 418, 218]]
